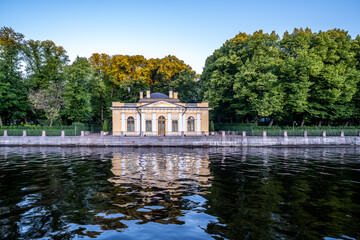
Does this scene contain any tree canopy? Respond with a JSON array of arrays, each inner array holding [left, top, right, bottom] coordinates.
[[200, 28, 360, 126], [0, 26, 359, 127], [0, 26, 199, 126]]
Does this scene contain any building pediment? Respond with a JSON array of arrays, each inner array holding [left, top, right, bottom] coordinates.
[[140, 101, 184, 109]]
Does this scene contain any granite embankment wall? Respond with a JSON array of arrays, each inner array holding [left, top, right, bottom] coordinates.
[[0, 135, 359, 147]]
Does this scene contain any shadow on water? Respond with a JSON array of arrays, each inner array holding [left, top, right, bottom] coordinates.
[[0, 147, 359, 239]]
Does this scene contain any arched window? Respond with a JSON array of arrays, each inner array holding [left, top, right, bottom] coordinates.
[[187, 116, 195, 132], [127, 116, 135, 132]]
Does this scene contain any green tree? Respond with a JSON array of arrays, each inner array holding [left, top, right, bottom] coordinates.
[[88, 53, 112, 123], [233, 31, 284, 126], [348, 35, 360, 125], [63, 57, 92, 123], [24, 39, 69, 89], [102, 119, 108, 132], [0, 27, 30, 126], [200, 31, 284, 125], [279, 28, 321, 126], [169, 68, 199, 103], [28, 82, 63, 126], [199, 35, 245, 123], [200, 28, 360, 126], [307, 29, 360, 126]]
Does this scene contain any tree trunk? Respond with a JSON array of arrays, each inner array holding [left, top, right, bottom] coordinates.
[[101, 108, 104, 122], [0, 115, 2, 127], [245, 117, 249, 123], [300, 118, 305, 127], [24, 117, 27, 125], [111, 86, 115, 98], [255, 116, 258, 126], [344, 120, 350, 127], [318, 120, 322, 127], [50, 117, 53, 127], [268, 117, 274, 127]]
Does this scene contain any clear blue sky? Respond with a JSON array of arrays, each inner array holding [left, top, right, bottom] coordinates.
[[1, 0, 359, 73]]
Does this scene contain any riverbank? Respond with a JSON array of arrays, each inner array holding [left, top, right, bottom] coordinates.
[[0, 135, 359, 147]]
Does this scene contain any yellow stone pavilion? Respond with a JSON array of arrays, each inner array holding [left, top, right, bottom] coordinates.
[[111, 90, 211, 136]]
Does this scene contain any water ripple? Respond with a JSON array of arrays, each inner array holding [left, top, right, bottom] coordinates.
[[0, 147, 359, 239]]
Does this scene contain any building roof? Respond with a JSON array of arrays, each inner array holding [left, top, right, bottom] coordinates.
[[145, 92, 169, 99]]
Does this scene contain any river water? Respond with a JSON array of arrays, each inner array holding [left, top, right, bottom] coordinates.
[[0, 147, 359, 240]]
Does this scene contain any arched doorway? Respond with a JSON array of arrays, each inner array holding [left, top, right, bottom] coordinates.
[[158, 116, 165, 135]]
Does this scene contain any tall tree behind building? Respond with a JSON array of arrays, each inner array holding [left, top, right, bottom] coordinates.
[[63, 57, 92, 123], [0, 27, 30, 126]]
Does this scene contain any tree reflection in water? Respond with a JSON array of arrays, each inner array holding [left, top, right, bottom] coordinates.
[[0, 147, 215, 239], [1, 147, 360, 240]]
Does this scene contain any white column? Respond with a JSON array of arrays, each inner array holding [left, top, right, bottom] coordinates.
[[121, 112, 126, 132], [179, 112, 183, 134], [136, 112, 140, 134], [167, 112, 172, 135], [141, 112, 146, 134], [183, 113, 187, 133], [196, 113, 201, 135], [152, 112, 157, 135]]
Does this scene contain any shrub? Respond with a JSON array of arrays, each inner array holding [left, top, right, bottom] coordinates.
[[103, 120, 109, 132], [210, 121, 215, 132]]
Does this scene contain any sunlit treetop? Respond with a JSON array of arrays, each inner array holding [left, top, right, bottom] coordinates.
[[89, 53, 195, 86]]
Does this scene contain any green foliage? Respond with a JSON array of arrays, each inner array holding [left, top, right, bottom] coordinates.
[[0, 27, 31, 126], [63, 57, 92, 122], [200, 28, 360, 126], [210, 121, 215, 132], [1, 26, 359, 127], [23, 39, 69, 89], [215, 123, 360, 136], [168, 69, 200, 102], [28, 83, 64, 126], [102, 120, 108, 132], [0, 123, 88, 136]]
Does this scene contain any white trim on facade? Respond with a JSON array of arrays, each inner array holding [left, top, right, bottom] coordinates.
[[121, 113, 125, 132], [152, 112, 157, 135], [196, 113, 201, 135]]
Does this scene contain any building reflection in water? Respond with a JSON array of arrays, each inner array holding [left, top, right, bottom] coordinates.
[[92, 150, 212, 231], [109, 152, 211, 190]]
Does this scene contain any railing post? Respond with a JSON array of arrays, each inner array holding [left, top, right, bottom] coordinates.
[[283, 131, 288, 137], [242, 131, 246, 137], [4, 130, 8, 137], [263, 131, 267, 137], [304, 131, 308, 137], [23, 130, 26, 137], [322, 131, 326, 137], [221, 131, 226, 137], [81, 131, 85, 136], [340, 131, 344, 137], [61, 130, 65, 137], [42, 130, 46, 137]]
